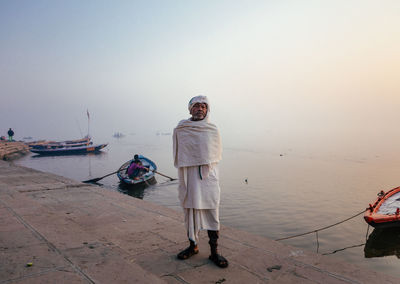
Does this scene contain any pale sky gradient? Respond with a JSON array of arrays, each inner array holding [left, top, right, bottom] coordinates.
[[1, 0, 399, 157]]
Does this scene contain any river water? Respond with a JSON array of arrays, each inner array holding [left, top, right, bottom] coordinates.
[[16, 134, 400, 278]]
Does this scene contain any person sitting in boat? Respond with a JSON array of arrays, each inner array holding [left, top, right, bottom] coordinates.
[[127, 155, 149, 180]]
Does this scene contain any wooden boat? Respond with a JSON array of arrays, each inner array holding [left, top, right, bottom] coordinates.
[[364, 186, 400, 228], [28, 137, 92, 149], [30, 141, 93, 149], [30, 143, 107, 155], [117, 155, 157, 186], [63, 137, 91, 144]]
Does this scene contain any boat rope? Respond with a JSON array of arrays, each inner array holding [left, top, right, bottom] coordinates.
[[275, 209, 366, 241], [321, 243, 365, 255], [321, 224, 371, 255]]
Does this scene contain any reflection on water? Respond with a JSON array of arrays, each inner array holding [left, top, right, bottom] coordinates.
[[365, 227, 400, 258]]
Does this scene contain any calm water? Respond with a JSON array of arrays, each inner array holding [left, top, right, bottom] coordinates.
[[16, 134, 400, 278]]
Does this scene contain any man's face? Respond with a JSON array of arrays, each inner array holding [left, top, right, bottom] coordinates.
[[190, 103, 208, 121]]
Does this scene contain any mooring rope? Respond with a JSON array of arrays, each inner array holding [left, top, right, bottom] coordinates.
[[322, 243, 365, 255], [321, 224, 370, 255], [275, 209, 366, 241]]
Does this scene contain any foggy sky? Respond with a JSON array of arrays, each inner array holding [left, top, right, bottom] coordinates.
[[1, 0, 399, 157]]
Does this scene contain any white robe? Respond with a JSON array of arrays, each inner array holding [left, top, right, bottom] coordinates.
[[178, 164, 220, 243], [178, 164, 220, 209], [173, 113, 222, 244], [173, 119, 222, 168]]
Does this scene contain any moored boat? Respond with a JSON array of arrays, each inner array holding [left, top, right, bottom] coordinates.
[[113, 132, 125, 138], [63, 137, 91, 144], [364, 186, 400, 228], [30, 140, 93, 149], [117, 155, 157, 186], [30, 143, 107, 155], [28, 137, 92, 149]]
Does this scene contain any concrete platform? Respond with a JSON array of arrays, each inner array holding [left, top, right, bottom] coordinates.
[[0, 160, 398, 283]]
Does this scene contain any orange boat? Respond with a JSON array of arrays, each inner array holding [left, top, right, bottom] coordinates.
[[364, 186, 400, 228]]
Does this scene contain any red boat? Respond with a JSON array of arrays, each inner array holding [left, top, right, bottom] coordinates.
[[364, 186, 400, 228]]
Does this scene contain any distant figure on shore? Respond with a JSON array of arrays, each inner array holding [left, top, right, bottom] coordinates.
[[7, 128, 14, 141], [173, 95, 228, 268]]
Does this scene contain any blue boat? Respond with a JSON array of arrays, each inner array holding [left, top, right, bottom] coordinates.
[[29, 143, 107, 155], [117, 155, 157, 186]]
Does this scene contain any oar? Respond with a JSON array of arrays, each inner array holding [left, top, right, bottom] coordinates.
[[82, 167, 128, 183], [154, 171, 177, 181], [83, 168, 177, 183]]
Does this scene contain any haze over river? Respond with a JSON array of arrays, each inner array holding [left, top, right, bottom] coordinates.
[[2, 0, 400, 279], [16, 132, 400, 278]]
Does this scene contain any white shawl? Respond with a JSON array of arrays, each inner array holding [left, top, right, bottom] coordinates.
[[173, 119, 222, 168]]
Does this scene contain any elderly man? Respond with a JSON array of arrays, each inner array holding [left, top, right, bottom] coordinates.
[[173, 95, 228, 268]]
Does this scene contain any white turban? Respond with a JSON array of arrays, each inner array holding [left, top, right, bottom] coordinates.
[[188, 95, 210, 112]]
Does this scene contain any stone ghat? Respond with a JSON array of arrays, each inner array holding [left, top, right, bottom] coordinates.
[[0, 141, 30, 160]]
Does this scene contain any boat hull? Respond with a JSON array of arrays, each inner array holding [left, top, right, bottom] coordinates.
[[30, 141, 93, 149], [117, 155, 157, 186], [30, 144, 107, 155], [28, 137, 91, 148], [120, 175, 156, 186], [364, 186, 400, 228]]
